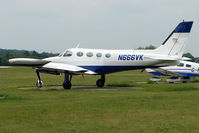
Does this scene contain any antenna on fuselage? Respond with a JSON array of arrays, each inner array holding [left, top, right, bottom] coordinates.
[[75, 43, 80, 48]]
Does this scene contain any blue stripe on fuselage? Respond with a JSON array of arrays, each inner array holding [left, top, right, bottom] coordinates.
[[175, 72, 199, 77], [149, 71, 166, 76], [79, 65, 164, 74]]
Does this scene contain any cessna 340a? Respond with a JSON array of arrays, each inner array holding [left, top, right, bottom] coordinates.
[[9, 21, 193, 89]]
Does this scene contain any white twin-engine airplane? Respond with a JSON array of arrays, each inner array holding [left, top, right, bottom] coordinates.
[[9, 21, 193, 89]]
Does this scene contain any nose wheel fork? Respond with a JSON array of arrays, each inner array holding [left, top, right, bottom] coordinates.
[[36, 69, 43, 88]]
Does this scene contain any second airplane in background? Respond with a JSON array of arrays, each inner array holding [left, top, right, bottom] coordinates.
[[9, 21, 193, 89], [146, 60, 199, 83]]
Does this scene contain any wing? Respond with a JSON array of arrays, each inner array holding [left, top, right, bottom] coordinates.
[[41, 62, 97, 75], [146, 68, 183, 77]]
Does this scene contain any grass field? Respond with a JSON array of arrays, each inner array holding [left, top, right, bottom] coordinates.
[[1, 67, 199, 133]]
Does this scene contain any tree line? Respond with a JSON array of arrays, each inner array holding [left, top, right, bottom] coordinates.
[[0, 49, 58, 66]]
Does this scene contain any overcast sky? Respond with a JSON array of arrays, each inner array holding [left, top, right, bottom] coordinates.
[[0, 0, 198, 56]]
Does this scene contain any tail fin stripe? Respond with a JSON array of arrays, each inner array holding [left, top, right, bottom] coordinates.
[[174, 22, 193, 33]]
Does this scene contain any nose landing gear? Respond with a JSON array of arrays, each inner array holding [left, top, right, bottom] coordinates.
[[36, 69, 73, 89], [36, 69, 43, 88], [36, 80, 43, 88]]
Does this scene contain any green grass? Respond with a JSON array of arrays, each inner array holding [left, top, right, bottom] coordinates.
[[1, 67, 199, 133]]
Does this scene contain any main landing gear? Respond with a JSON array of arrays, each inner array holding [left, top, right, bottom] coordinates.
[[62, 71, 72, 89], [36, 69, 105, 89], [96, 74, 105, 88]]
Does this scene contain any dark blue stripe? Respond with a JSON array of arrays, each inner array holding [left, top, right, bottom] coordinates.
[[174, 21, 193, 33], [149, 71, 199, 77], [149, 71, 166, 76], [166, 68, 192, 71], [79, 65, 165, 74], [175, 72, 199, 77]]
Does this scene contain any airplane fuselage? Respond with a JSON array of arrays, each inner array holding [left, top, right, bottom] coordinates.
[[44, 48, 179, 74]]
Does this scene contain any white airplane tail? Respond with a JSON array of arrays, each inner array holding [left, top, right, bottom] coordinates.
[[154, 21, 193, 57]]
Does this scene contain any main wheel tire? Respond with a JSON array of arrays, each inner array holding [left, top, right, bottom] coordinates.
[[63, 81, 72, 89], [36, 80, 43, 88], [96, 79, 104, 88]]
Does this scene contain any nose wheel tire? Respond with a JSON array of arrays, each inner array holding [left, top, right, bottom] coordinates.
[[96, 79, 105, 88], [63, 81, 72, 89], [36, 80, 43, 88]]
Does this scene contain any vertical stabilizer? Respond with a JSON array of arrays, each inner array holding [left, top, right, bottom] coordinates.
[[154, 21, 193, 57]]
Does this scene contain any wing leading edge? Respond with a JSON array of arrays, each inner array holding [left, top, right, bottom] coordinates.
[[41, 62, 97, 75]]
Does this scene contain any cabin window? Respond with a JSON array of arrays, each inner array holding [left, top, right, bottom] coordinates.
[[63, 50, 73, 57], [96, 53, 102, 57], [177, 63, 184, 67], [105, 53, 111, 58], [186, 64, 191, 68], [77, 51, 83, 57], [87, 52, 93, 57]]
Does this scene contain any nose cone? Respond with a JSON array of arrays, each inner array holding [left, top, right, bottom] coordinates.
[[9, 58, 28, 64], [8, 59, 16, 64]]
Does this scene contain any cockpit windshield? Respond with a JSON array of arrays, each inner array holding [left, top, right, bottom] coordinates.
[[59, 50, 73, 57], [58, 51, 65, 57]]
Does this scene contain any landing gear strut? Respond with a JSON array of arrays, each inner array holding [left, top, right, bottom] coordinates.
[[96, 74, 105, 88], [36, 69, 43, 88], [63, 71, 72, 89]]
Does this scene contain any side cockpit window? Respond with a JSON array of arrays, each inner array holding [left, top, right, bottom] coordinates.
[[177, 63, 184, 67], [63, 50, 73, 57], [186, 64, 191, 68]]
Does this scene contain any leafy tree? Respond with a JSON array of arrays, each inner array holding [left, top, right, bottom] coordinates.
[[0, 48, 58, 66], [32, 51, 39, 57], [183, 53, 195, 62], [23, 51, 30, 56]]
